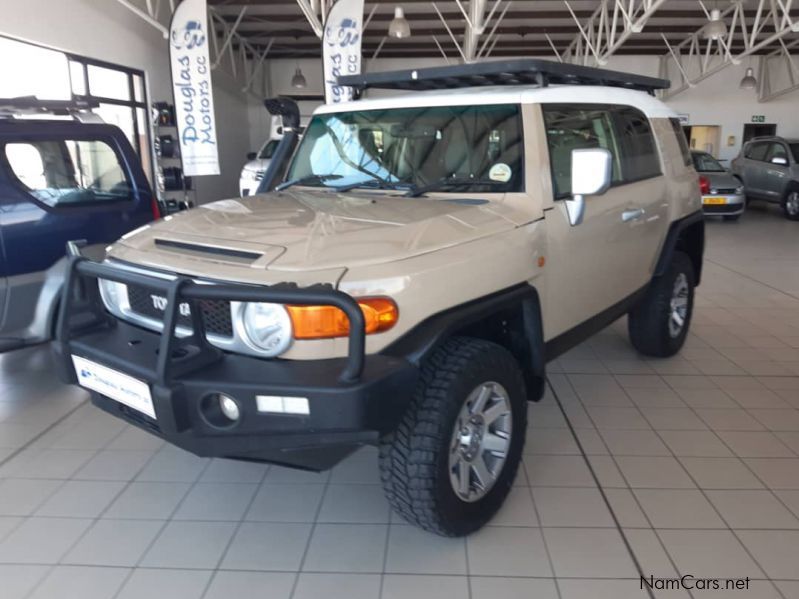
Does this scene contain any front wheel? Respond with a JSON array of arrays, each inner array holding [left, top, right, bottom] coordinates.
[[782, 189, 799, 221], [628, 251, 695, 358], [379, 337, 527, 536]]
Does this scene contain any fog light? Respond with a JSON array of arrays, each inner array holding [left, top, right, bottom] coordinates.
[[219, 394, 240, 422]]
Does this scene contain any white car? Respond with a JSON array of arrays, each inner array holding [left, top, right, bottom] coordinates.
[[239, 138, 280, 196]]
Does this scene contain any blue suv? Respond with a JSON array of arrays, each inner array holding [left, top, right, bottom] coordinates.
[[0, 111, 158, 351]]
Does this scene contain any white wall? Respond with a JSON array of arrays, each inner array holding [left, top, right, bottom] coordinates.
[[264, 55, 799, 164], [0, 0, 251, 204]]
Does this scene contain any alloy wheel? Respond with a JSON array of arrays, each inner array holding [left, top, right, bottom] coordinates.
[[448, 382, 513, 502], [669, 272, 689, 338], [786, 192, 799, 217]]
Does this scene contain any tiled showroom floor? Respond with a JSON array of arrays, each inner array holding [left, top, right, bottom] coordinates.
[[1, 206, 799, 599]]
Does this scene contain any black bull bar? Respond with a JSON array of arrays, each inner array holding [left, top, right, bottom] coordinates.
[[54, 255, 368, 386]]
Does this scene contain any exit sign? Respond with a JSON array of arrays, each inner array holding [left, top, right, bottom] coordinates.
[[752, 115, 766, 123]]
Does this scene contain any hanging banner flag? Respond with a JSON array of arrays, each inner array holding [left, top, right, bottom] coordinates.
[[169, 0, 220, 176], [322, 0, 365, 104]]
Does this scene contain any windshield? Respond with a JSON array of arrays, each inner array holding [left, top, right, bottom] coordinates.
[[692, 152, 726, 172], [791, 143, 799, 163], [286, 104, 523, 193], [258, 139, 279, 160]]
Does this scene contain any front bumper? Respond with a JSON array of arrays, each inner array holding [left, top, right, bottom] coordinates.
[[239, 178, 253, 197], [701, 193, 745, 216], [53, 257, 417, 470]]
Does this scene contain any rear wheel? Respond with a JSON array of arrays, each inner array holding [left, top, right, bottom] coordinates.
[[782, 189, 799, 221], [379, 337, 527, 536], [628, 251, 695, 358]]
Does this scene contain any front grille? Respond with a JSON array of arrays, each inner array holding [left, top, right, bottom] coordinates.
[[126, 283, 234, 337], [255, 170, 266, 181]]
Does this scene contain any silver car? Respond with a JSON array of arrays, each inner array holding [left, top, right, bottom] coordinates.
[[692, 151, 745, 221], [731, 136, 799, 221]]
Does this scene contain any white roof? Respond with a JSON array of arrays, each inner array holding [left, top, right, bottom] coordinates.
[[314, 85, 677, 120]]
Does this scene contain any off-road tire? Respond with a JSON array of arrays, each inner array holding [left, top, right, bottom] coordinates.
[[782, 187, 799, 221], [379, 337, 527, 536], [628, 251, 695, 358]]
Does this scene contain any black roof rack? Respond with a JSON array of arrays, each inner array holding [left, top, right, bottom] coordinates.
[[0, 96, 100, 118], [339, 59, 670, 96]]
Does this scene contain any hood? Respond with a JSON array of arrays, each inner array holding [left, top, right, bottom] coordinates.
[[701, 171, 741, 191], [114, 188, 521, 272]]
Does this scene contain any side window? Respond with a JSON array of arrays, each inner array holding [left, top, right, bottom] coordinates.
[[613, 108, 661, 180], [765, 143, 788, 163], [543, 105, 622, 198], [3, 139, 132, 207], [747, 142, 769, 162], [669, 117, 692, 167]]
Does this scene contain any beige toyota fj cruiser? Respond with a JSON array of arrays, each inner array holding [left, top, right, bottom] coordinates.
[[55, 60, 704, 536]]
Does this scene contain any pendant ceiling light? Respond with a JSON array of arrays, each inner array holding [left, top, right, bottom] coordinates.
[[388, 6, 411, 39], [739, 67, 757, 90], [703, 8, 728, 40], [291, 66, 307, 89]]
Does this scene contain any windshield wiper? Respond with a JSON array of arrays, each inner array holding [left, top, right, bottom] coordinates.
[[405, 177, 506, 198], [275, 174, 342, 191], [335, 178, 408, 193]]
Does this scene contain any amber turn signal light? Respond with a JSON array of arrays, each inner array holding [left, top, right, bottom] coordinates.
[[287, 297, 399, 340]]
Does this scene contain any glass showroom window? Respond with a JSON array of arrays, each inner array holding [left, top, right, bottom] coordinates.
[[68, 57, 152, 183]]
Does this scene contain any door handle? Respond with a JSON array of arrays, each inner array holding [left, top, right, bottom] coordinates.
[[622, 208, 644, 222]]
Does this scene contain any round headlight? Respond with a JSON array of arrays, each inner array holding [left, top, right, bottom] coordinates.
[[98, 279, 122, 313], [240, 302, 292, 355]]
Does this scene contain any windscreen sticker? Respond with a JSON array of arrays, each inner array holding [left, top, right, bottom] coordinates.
[[489, 163, 512, 183]]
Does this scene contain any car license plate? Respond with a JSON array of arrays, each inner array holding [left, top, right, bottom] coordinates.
[[703, 197, 726, 205], [72, 355, 156, 419]]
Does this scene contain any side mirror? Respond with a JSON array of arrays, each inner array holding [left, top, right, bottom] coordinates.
[[247, 152, 257, 161], [771, 156, 788, 166], [566, 148, 613, 226]]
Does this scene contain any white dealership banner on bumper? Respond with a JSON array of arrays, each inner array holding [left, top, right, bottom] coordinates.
[[323, 0, 365, 104], [169, 0, 220, 176]]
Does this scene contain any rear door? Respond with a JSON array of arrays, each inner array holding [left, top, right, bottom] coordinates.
[[0, 123, 154, 277], [761, 142, 790, 200], [610, 107, 669, 279], [0, 121, 154, 338]]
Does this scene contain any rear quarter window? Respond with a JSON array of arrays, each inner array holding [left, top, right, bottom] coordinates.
[[668, 118, 692, 167], [614, 108, 661, 180]]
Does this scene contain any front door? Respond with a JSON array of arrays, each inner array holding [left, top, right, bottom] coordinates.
[[540, 104, 665, 340]]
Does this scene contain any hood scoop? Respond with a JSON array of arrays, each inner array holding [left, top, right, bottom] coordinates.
[[154, 238, 268, 266]]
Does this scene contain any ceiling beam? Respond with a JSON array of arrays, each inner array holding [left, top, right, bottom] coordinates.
[[217, 8, 799, 24], [225, 23, 788, 39], [662, 0, 799, 100]]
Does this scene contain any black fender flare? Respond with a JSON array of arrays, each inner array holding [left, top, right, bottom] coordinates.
[[381, 284, 546, 401], [654, 210, 705, 285]]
